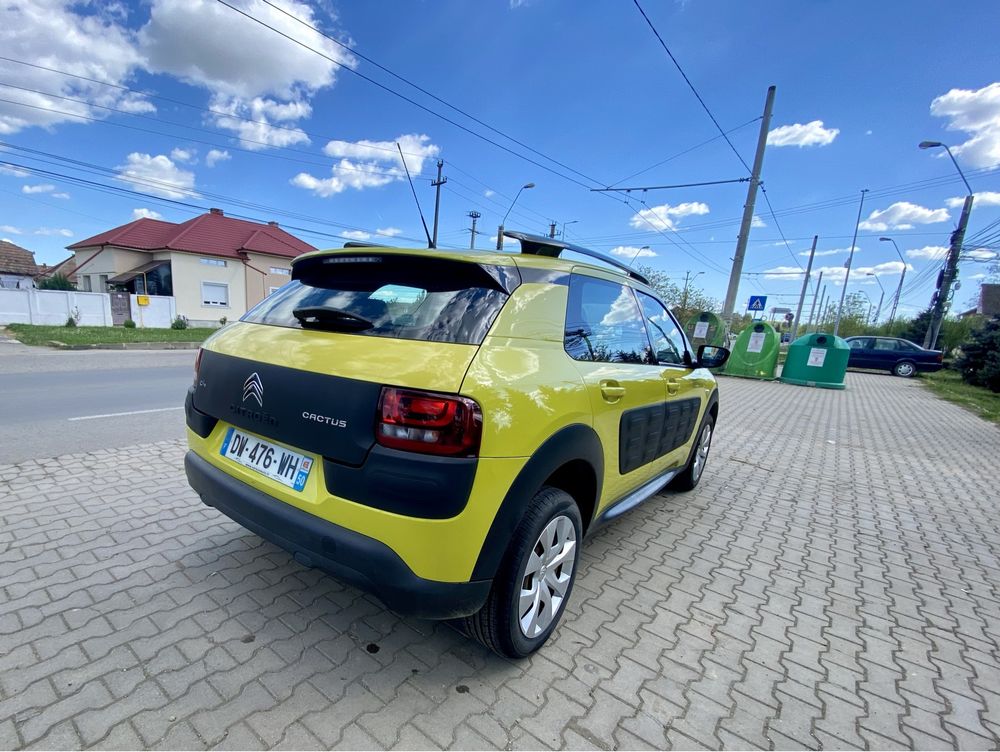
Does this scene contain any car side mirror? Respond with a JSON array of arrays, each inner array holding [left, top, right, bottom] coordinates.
[[696, 344, 729, 369]]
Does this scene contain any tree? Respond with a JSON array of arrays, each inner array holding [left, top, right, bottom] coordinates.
[[36, 273, 76, 291], [954, 317, 1000, 392], [635, 265, 719, 321]]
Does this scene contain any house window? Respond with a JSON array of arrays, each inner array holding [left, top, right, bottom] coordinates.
[[80, 276, 92, 292], [202, 282, 229, 307], [269, 267, 290, 276], [98, 274, 109, 292], [200, 258, 227, 267]]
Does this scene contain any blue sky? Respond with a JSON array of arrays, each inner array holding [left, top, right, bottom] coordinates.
[[2, 0, 999, 317]]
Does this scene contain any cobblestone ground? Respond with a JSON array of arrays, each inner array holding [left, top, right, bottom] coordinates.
[[2, 372, 999, 750]]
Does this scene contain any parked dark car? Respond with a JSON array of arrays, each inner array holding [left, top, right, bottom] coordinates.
[[844, 336, 943, 377]]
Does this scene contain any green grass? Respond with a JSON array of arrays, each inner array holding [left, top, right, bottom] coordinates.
[[922, 369, 1000, 425], [6, 324, 215, 347]]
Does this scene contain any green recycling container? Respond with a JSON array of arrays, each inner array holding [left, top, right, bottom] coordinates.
[[779, 332, 849, 389], [684, 311, 726, 349], [723, 321, 779, 379]]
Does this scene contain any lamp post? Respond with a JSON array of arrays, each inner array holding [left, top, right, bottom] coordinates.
[[561, 219, 579, 240], [879, 236, 907, 328], [680, 271, 705, 314], [866, 272, 886, 325], [856, 289, 874, 327], [918, 141, 974, 349], [496, 182, 535, 250]]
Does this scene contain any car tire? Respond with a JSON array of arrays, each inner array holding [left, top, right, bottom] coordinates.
[[460, 487, 582, 659], [893, 361, 916, 378], [670, 413, 715, 492]]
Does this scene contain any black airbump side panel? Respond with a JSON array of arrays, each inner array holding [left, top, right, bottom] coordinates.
[[619, 398, 700, 474]]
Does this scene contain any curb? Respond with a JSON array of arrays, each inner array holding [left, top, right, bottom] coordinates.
[[45, 341, 202, 351]]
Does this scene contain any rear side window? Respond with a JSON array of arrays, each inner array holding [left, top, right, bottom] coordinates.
[[243, 254, 511, 345], [564, 275, 652, 364]]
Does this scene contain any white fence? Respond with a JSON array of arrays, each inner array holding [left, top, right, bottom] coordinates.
[[129, 294, 176, 328], [0, 289, 177, 328]]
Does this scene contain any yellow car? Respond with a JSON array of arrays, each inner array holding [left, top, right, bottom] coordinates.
[[184, 231, 729, 657]]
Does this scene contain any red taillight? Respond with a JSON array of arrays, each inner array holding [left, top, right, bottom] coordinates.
[[193, 348, 204, 386], [376, 387, 483, 457]]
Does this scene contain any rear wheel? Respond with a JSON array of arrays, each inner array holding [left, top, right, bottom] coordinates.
[[670, 413, 715, 492], [893, 361, 916, 377], [462, 487, 581, 658]]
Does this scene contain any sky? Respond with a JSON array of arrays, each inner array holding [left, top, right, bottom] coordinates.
[[1, 0, 999, 318]]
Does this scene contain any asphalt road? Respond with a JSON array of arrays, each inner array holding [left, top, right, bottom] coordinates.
[[0, 340, 196, 464]]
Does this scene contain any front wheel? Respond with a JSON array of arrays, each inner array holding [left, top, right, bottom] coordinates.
[[670, 413, 715, 492], [893, 361, 916, 377], [461, 487, 582, 658]]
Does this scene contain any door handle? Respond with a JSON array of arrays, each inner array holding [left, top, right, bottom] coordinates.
[[666, 378, 680, 395], [600, 380, 626, 402]]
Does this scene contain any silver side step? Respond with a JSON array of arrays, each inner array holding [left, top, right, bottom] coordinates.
[[599, 468, 677, 522]]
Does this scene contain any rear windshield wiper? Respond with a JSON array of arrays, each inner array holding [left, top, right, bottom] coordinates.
[[292, 306, 374, 331]]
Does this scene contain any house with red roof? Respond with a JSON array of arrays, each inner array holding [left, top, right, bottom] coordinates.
[[67, 209, 316, 325]]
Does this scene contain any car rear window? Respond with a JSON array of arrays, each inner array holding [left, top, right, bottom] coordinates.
[[242, 253, 512, 345]]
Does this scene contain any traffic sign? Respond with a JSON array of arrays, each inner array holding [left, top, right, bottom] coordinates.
[[747, 295, 767, 311]]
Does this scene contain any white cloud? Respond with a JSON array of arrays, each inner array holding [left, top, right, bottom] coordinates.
[[858, 201, 950, 232], [0, 225, 23, 234], [484, 189, 495, 198], [966, 248, 998, 261], [629, 201, 710, 232], [292, 134, 440, 196], [52, 192, 70, 199], [800, 246, 857, 258], [170, 147, 196, 163], [140, 0, 356, 149], [0, 0, 151, 135], [0, 165, 30, 177], [906, 245, 948, 260], [34, 227, 74, 237], [764, 260, 911, 284], [767, 120, 839, 148], [116, 152, 196, 199], [376, 227, 402, 237], [205, 149, 231, 167], [946, 191, 1000, 208], [340, 230, 371, 241], [929, 82, 1000, 169], [22, 184, 55, 194], [132, 208, 164, 220], [610, 245, 657, 258], [865, 129, 873, 136], [751, 215, 766, 228]]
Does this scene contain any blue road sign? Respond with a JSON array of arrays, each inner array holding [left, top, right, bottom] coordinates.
[[748, 295, 767, 311]]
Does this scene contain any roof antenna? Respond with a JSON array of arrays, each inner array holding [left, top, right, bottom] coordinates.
[[397, 143, 433, 248]]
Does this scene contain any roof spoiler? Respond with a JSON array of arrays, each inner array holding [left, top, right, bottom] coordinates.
[[503, 230, 649, 285], [342, 241, 392, 248]]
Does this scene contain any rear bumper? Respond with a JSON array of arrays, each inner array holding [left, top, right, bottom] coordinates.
[[184, 451, 491, 619]]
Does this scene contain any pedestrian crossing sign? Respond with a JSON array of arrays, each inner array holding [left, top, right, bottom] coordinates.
[[748, 295, 767, 312]]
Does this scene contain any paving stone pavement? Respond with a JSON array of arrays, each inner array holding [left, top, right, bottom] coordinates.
[[2, 372, 999, 750]]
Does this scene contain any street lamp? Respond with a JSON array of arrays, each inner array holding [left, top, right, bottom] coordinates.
[[856, 289, 874, 327], [866, 272, 886, 325], [879, 237, 907, 328], [918, 141, 975, 349], [561, 219, 579, 240], [496, 182, 535, 249], [680, 271, 705, 312]]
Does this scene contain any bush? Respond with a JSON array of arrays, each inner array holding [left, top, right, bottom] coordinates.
[[954, 317, 1000, 393], [170, 315, 189, 330], [219, 316, 228, 327], [123, 319, 137, 329], [64, 316, 77, 328], [37, 273, 76, 291]]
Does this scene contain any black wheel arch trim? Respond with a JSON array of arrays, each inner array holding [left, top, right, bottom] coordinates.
[[683, 389, 719, 469], [471, 423, 603, 581]]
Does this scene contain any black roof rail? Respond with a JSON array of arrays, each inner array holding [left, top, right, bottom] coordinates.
[[342, 241, 392, 248], [503, 230, 650, 285]]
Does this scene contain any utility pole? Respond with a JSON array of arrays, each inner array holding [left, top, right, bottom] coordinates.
[[430, 159, 447, 249], [805, 270, 824, 331], [722, 85, 776, 322], [791, 235, 818, 338], [924, 193, 974, 349], [834, 189, 868, 335], [880, 237, 907, 329], [467, 211, 481, 250], [680, 270, 704, 314], [816, 285, 828, 331], [548, 222, 557, 239]]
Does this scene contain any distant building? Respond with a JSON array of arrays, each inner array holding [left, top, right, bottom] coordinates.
[[0, 239, 39, 289], [67, 209, 316, 326], [35, 255, 78, 283], [979, 283, 1000, 317]]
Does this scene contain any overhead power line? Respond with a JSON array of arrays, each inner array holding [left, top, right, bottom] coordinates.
[[631, 0, 752, 174]]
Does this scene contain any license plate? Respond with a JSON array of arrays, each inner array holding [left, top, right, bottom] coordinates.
[[220, 427, 313, 491]]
